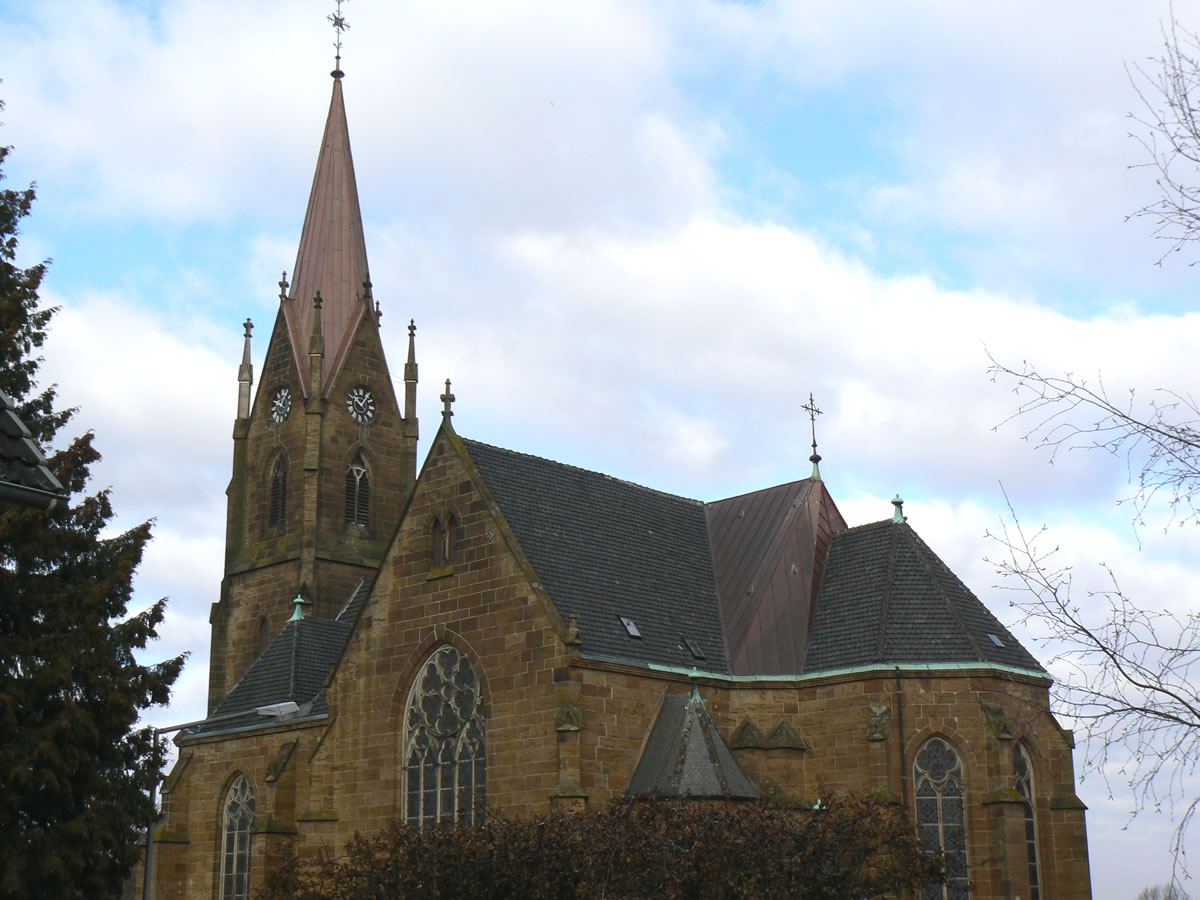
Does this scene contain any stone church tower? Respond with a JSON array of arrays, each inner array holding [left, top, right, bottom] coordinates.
[[206, 71, 419, 712]]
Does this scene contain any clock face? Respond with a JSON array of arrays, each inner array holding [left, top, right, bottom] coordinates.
[[346, 384, 376, 424], [270, 386, 292, 423]]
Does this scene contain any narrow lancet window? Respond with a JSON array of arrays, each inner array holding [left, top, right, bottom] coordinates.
[[345, 452, 370, 527], [1013, 743, 1040, 899], [268, 454, 287, 528], [219, 775, 255, 900], [914, 737, 969, 899], [403, 645, 486, 826]]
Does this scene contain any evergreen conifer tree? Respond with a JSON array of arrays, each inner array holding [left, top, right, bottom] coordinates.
[[0, 104, 185, 899]]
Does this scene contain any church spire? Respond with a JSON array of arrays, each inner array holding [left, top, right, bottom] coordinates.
[[283, 66, 370, 397]]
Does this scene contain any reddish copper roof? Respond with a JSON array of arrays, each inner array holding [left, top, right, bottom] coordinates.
[[284, 77, 372, 396], [706, 479, 847, 674]]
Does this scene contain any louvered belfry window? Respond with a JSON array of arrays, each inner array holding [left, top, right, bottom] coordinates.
[[1013, 743, 1041, 899], [403, 645, 486, 827], [268, 455, 287, 528], [914, 737, 969, 900], [345, 453, 369, 527], [219, 775, 255, 900]]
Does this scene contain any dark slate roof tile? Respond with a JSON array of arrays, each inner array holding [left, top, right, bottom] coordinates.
[[462, 438, 730, 672], [0, 389, 66, 510], [804, 520, 1044, 674], [626, 689, 760, 800]]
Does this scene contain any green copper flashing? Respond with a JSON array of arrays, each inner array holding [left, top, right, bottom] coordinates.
[[578, 651, 1050, 685]]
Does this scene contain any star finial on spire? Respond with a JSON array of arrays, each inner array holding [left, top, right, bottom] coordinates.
[[278, 271, 289, 303], [440, 378, 455, 420], [802, 392, 823, 480], [328, 0, 349, 79]]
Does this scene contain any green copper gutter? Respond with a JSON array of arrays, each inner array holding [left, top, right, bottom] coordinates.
[[579, 652, 1050, 684]]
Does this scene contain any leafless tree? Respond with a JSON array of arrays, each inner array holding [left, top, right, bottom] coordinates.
[[1128, 10, 1200, 264], [1137, 884, 1192, 900], [986, 354, 1200, 873]]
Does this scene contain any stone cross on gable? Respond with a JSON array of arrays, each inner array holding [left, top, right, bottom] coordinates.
[[440, 379, 455, 420], [278, 271, 289, 303], [243, 318, 253, 339]]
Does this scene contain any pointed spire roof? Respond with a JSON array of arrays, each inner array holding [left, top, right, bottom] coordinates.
[[284, 76, 373, 396]]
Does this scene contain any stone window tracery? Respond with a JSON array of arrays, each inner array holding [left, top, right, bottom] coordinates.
[[219, 775, 255, 900], [914, 737, 969, 899], [345, 452, 370, 527], [1013, 742, 1040, 899], [403, 645, 485, 826]]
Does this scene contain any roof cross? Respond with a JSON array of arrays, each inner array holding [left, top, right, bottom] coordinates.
[[328, 0, 349, 78], [802, 392, 823, 479], [278, 271, 289, 303], [242, 317, 253, 339], [440, 378, 455, 420]]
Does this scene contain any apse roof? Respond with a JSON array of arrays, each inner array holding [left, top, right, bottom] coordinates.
[[804, 520, 1045, 674]]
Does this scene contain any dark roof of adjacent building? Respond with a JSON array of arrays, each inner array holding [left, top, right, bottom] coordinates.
[[804, 520, 1045, 674], [463, 438, 731, 672], [0, 389, 67, 511], [626, 686, 760, 800], [185, 580, 369, 737]]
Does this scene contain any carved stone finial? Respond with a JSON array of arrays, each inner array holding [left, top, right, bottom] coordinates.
[[440, 378, 455, 420], [243, 317, 254, 339], [278, 271, 289, 303], [313, 291, 323, 311], [564, 613, 582, 646]]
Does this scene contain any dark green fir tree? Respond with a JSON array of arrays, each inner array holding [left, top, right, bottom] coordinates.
[[0, 102, 185, 899]]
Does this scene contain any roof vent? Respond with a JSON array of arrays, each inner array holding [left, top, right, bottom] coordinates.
[[987, 633, 1005, 648], [682, 637, 705, 660], [619, 616, 641, 638]]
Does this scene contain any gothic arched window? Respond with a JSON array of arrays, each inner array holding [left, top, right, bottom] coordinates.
[[430, 514, 458, 567], [403, 645, 485, 826], [268, 454, 287, 528], [219, 775, 255, 900], [914, 737, 969, 900], [1013, 743, 1040, 899], [345, 452, 370, 527]]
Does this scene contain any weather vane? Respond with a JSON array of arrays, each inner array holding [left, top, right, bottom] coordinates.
[[802, 392, 823, 478], [329, 0, 350, 77]]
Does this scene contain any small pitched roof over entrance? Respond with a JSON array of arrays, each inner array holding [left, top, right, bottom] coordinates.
[[626, 685, 760, 800]]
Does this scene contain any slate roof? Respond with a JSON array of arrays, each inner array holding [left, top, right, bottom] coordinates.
[[463, 439, 731, 672], [0, 389, 66, 511], [626, 687, 760, 800], [804, 520, 1045, 674], [185, 580, 369, 737]]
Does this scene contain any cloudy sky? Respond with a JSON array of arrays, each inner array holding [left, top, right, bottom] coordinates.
[[4, 0, 1200, 895]]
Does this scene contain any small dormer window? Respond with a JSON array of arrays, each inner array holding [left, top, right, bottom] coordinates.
[[682, 636, 705, 659], [619, 616, 641, 638], [987, 633, 1005, 648]]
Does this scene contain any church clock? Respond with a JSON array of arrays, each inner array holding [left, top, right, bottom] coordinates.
[[346, 384, 376, 424], [270, 386, 292, 423]]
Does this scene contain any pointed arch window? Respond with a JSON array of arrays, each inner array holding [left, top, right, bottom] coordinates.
[[914, 737, 969, 899], [219, 775, 255, 900], [1013, 743, 1040, 899], [268, 454, 287, 528], [345, 452, 370, 527], [403, 645, 486, 826]]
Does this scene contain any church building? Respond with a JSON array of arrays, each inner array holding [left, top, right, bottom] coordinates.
[[147, 61, 1092, 900]]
